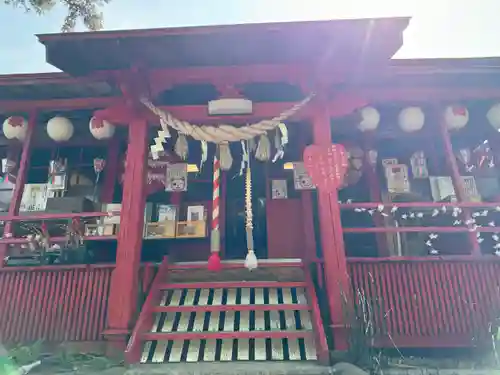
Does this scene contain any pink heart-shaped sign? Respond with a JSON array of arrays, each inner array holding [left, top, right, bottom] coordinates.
[[303, 144, 349, 192]]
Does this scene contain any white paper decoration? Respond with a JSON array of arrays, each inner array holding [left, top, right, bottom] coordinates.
[[47, 116, 74, 142], [487, 103, 500, 131], [2, 116, 27, 140], [444, 105, 468, 130], [89, 117, 115, 140], [398, 107, 425, 133], [358, 107, 380, 132]]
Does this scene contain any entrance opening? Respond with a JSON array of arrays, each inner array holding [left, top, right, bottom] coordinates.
[[224, 161, 268, 260]]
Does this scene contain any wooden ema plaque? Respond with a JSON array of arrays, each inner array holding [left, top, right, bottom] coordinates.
[[303, 144, 348, 192]]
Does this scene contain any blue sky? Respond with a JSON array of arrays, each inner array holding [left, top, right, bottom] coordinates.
[[1, 0, 500, 74]]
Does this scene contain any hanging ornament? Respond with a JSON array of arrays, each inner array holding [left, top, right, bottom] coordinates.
[[2, 116, 27, 140], [47, 116, 74, 142], [151, 130, 169, 160], [199, 140, 208, 172], [1, 158, 15, 183], [89, 117, 115, 140], [174, 134, 188, 160], [244, 165, 258, 270], [399, 107, 425, 133], [358, 106, 380, 132], [456, 148, 473, 172], [474, 140, 495, 169], [487, 103, 500, 131], [410, 151, 429, 178], [208, 155, 222, 272], [48, 159, 67, 190], [426, 233, 439, 255], [92, 158, 106, 200], [255, 134, 271, 162], [272, 123, 288, 162], [367, 150, 378, 167], [218, 143, 233, 171], [444, 105, 468, 130]]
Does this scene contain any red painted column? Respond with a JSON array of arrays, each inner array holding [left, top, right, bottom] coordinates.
[[0, 112, 36, 266], [437, 109, 480, 255], [311, 100, 349, 350], [104, 118, 148, 353]]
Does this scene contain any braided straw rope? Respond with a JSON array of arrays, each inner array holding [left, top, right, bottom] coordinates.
[[141, 93, 315, 144]]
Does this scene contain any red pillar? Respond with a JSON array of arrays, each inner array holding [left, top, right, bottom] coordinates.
[[438, 109, 480, 255], [0, 112, 36, 266], [311, 100, 349, 351], [104, 118, 148, 354]]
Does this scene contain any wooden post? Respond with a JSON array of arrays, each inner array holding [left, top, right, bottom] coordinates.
[[104, 118, 148, 354], [311, 100, 349, 351], [0, 112, 36, 266], [437, 108, 481, 255]]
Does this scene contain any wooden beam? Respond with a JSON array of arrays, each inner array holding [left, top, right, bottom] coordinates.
[[2, 86, 500, 116], [0, 97, 121, 113]]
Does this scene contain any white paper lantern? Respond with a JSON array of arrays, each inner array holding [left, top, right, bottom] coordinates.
[[444, 105, 468, 130], [487, 103, 500, 131], [2, 116, 27, 140], [358, 106, 380, 132], [47, 116, 74, 142], [399, 107, 425, 133], [89, 117, 115, 140]]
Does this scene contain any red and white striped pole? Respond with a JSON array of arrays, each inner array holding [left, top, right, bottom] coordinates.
[[208, 155, 222, 271]]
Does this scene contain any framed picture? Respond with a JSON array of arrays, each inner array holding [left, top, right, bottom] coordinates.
[[271, 179, 288, 199], [165, 163, 188, 192], [158, 204, 177, 222], [187, 205, 205, 222]]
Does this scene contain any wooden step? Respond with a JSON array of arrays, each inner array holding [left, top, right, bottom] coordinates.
[[140, 283, 318, 363]]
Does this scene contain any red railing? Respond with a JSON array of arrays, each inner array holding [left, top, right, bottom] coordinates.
[[0, 263, 158, 343], [0, 264, 113, 342], [348, 258, 500, 347]]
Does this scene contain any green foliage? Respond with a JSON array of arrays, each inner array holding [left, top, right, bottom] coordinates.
[[8, 340, 42, 366], [3, 0, 111, 31]]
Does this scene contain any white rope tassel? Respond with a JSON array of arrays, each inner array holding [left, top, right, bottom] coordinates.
[[200, 140, 208, 171], [174, 134, 189, 160], [255, 134, 271, 161], [219, 143, 233, 171], [272, 123, 288, 162], [244, 165, 258, 270]]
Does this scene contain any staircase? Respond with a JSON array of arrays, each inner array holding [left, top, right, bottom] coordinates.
[[126, 258, 329, 365]]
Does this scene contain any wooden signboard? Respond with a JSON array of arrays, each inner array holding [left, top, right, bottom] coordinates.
[[303, 144, 349, 192]]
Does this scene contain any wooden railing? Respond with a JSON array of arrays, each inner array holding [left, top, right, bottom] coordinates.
[[0, 263, 157, 343], [0, 264, 113, 342], [348, 257, 500, 347]]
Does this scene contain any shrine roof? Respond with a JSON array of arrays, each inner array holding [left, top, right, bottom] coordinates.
[[36, 18, 409, 76]]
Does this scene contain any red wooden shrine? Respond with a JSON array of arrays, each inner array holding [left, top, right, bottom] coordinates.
[[1, 18, 500, 364]]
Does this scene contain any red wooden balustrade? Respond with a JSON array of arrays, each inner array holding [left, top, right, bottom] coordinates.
[[0, 211, 121, 244], [348, 258, 500, 347], [0, 263, 155, 344], [0, 264, 113, 342], [125, 257, 169, 364]]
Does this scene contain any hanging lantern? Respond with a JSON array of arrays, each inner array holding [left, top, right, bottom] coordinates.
[[444, 105, 468, 130], [2, 116, 27, 140], [398, 107, 425, 133], [487, 103, 500, 131], [89, 117, 115, 140], [47, 116, 74, 142], [358, 106, 380, 132]]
